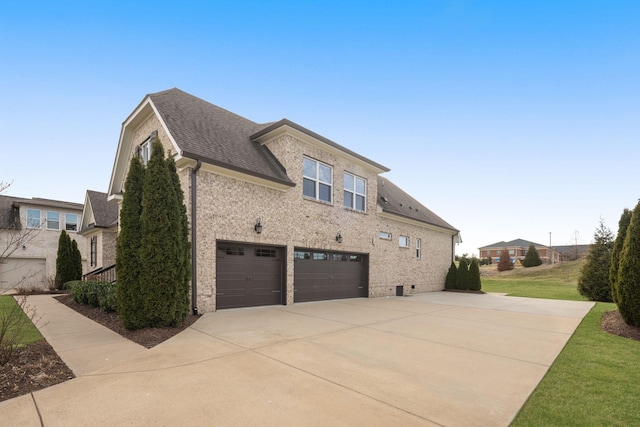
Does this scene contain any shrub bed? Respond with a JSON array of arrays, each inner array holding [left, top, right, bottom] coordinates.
[[70, 281, 117, 312]]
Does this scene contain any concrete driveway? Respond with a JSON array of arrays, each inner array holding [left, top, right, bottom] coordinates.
[[3, 292, 593, 426]]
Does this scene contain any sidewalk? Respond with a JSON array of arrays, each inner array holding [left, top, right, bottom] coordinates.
[[23, 294, 146, 376]]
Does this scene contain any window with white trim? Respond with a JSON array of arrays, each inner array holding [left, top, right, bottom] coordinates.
[[139, 138, 152, 165], [416, 238, 421, 259], [344, 172, 366, 211], [399, 235, 409, 248], [379, 231, 392, 240], [65, 213, 78, 232], [303, 157, 332, 203], [90, 236, 97, 267], [26, 209, 41, 229], [46, 211, 60, 230]]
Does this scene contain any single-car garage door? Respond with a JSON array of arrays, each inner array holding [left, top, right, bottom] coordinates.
[[294, 249, 368, 302], [0, 258, 46, 292], [216, 243, 284, 309]]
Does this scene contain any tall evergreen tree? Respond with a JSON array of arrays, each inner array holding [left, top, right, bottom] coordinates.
[[166, 155, 191, 322], [616, 201, 640, 326], [445, 262, 457, 289], [522, 244, 543, 267], [456, 258, 470, 290], [497, 248, 514, 272], [55, 230, 73, 286], [71, 239, 83, 280], [577, 219, 614, 302], [116, 156, 146, 329], [139, 140, 184, 327], [610, 208, 632, 305], [469, 258, 482, 291]]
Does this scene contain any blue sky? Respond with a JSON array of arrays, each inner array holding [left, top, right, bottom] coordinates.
[[1, 1, 638, 255]]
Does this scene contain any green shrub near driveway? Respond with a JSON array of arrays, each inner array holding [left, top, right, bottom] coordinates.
[[70, 281, 117, 312]]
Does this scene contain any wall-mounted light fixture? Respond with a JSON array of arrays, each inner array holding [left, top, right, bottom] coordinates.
[[254, 219, 263, 234], [336, 232, 343, 243]]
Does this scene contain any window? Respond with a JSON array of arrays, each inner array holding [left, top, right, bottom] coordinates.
[[333, 254, 348, 262], [379, 232, 392, 240], [255, 248, 277, 258], [65, 213, 78, 232], [344, 172, 366, 211], [90, 236, 97, 267], [46, 211, 60, 230], [217, 245, 244, 256], [509, 249, 515, 255], [416, 238, 421, 259], [294, 251, 310, 260], [26, 209, 41, 229], [303, 157, 332, 203], [138, 139, 152, 165], [313, 252, 328, 261], [399, 235, 409, 248]]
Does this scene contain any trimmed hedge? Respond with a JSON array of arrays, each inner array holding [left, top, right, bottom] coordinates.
[[70, 281, 117, 312]]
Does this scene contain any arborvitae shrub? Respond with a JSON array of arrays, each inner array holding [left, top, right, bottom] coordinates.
[[55, 230, 75, 287], [116, 156, 146, 330], [616, 202, 640, 327], [469, 258, 481, 291], [497, 248, 514, 272], [577, 219, 613, 302], [445, 262, 457, 289], [71, 239, 82, 281], [456, 258, 470, 290], [522, 244, 543, 267], [610, 208, 632, 306]]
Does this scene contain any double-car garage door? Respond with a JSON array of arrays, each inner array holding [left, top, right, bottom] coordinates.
[[215, 242, 368, 309]]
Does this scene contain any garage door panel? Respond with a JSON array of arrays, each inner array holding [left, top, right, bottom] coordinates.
[[0, 258, 47, 291], [216, 243, 284, 309]]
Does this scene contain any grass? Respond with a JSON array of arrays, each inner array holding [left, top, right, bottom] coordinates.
[[478, 260, 640, 426], [0, 295, 43, 345]]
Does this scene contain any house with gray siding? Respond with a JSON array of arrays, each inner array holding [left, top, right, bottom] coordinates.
[[108, 88, 459, 313]]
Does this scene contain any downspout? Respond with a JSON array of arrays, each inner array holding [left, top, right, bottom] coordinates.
[[191, 160, 202, 315]]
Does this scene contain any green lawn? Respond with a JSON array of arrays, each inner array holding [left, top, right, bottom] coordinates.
[[479, 261, 640, 426], [0, 295, 43, 345]]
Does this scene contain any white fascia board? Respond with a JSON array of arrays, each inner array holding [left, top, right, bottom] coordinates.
[[377, 209, 459, 236]]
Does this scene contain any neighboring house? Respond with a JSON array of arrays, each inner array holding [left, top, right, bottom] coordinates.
[[479, 238, 562, 264], [78, 190, 118, 281], [0, 195, 86, 292], [553, 244, 592, 261], [108, 88, 460, 313]]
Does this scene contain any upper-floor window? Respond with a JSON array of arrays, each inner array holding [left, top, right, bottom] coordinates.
[[303, 157, 332, 203], [139, 138, 152, 165], [26, 209, 41, 229], [344, 172, 366, 212], [46, 211, 60, 230], [90, 236, 97, 267], [379, 231, 392, 240], [399, 235, 409, 248], [416, 238, 422, 259], [65, 213, 78, 232]]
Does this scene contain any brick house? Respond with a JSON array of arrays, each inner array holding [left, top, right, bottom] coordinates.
[[478, 238, 562, 264], [108, 88, 459, 313], [0, 195, 86, 292], [78, 190, 118, 281]]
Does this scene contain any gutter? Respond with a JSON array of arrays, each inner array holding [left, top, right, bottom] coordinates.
[[191, 160, 202, 315]]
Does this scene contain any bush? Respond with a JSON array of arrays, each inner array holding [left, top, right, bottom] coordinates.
[[469, 258, 482, 291], [522, 244, 543, 267], [456, 259, 470, 290], [577, 219, 614, 302], [70, 281, 116, 312], [616, 201, 640, 326], [610, 208, 632, 305], [445, 262, 457, 289], [497, 248, 514, 272], [63, 280, 83, 291]]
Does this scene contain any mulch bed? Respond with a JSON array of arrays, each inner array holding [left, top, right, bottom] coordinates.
[[601, 310, 640, 341]]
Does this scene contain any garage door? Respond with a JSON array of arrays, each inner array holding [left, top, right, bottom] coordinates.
[[294, 249, 367, 303], [0, 258, 46, 292], [216, 243, 284, 309]]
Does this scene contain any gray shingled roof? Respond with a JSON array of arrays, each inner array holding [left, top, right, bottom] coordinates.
[[479, 239, 545, 249], [377, 178, 457, 232], [86, 190, 118, 228], [148, 89, 294, 187], [0, 195, 83, 229]]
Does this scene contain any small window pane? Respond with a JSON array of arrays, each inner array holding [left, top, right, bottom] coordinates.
[[303, 158, 316, 178], [333, 254, 348, 262], [356, 177, 366, 194], [349, 255, 363, 262], [319, 183, 331, 202], [294, 251, 311, 260], [344, 191, 353, 208], [65, 213, 78, 231], [319, 164, 332, 184], [303, 178, 316, 198], [355, 195, 365, 211], [218, 245, 244, 256], [379, 232, 392, 240], [313, 252, 328, 261], [256, 249, 277, 258], [399, 236, 409, 248], [344, 173, 354, 190], [46, 211, 60, 230]]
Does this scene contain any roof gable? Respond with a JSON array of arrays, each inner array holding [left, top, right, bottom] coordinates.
[[479, 239, 545, 249]]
